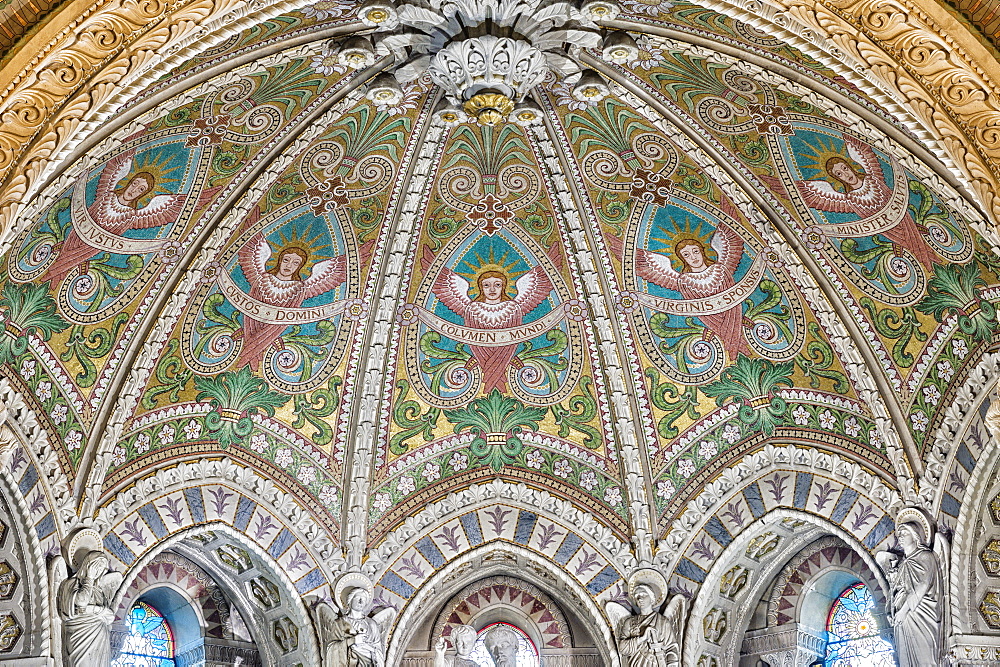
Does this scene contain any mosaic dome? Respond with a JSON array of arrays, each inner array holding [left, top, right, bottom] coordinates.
[[0, 0, 998, 664]]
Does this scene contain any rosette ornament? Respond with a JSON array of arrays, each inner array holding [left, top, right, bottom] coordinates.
[[370, 0, 609, 123]]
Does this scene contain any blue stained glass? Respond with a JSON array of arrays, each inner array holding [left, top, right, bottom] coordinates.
[[824, 583, 895, 667], [112, 601, 176, 667]]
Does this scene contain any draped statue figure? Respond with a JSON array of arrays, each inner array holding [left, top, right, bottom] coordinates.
[[434, 625, 478, 667], [875, 507, 949, 667], [606, 568, 689, 667], [314, 574, 396, 667], [484, 624, 520, 667], [57, 550, 122, 667]]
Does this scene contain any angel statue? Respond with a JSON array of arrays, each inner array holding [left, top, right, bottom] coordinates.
[[434, 624, 479, 667], [56, 550, 123, 667], [875, 507, 950, 667], [606, 569, 689, 667], [313, 575, 396, 667], [794, 133, 938, 272], [44, 149, 197, 286], [236, 233, 370, 370], [635, 221, 752, 360], [432, 263, 554, 394]]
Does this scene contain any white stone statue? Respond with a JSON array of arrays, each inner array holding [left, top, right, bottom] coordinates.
[[484, 624, 520, 667], [315, 573, 396, 667], [312, 597, 356, 667], [56, 550, 123, 667], [875, 507, 949, 667], [434, 624, 478, 667], [606, 568, 689, 667]]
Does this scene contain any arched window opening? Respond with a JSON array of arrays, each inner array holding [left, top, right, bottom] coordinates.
[[468, 622, 540, 667], [112, 601, 176, 667], [824, 583, 894, 666]]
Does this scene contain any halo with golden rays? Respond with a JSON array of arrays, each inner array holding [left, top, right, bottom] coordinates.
[[115, 148, 184, 208], [455, 246, 526, 298], [650, 215, 717, 272], [265, 225, 334, 273], [797, 135, 863, 189]]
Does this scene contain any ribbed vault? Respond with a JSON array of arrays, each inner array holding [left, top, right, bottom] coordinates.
[[0, 0, 997, 664]]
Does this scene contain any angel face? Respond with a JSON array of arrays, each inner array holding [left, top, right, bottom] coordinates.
[[475, 271, 511, 304], [897, 522, 921, 554], [452, 627, 475, 655], [481, 277, 505, 302], [484, 627, 518, 667], [827, 157, 863, 191], [120, 172, 155, 205], [633, 583, 655, 613], [675, 239, 709, 273], [86, 555, 109, 580], [271, 247, 309, 281], [347, 587, 371, 614]]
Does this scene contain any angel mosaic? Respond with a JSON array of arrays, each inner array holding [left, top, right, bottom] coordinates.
[[635, 221, 752, 360], [794, 134, 938, 273], [45, 150, 188, 285], [236, 233, 352, 370], [431, 263, 555, 395], [621, 199, 803, 383], [11, 139, 211, 322], [775, 123, 973, 306], [182, 214, 366, 390], [399, 231, 584, 407]]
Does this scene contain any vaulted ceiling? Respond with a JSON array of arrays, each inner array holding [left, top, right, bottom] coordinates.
[[0, 0, 998, 663]]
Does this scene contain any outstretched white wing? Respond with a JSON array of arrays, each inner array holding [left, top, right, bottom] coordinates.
[[513, 265, 554, 314], [302, 255, 348, 299], [372, 606, 397, 638], [605, 600, 631, 636], [432, 267, 473, 316], [237, 234, 270, 288], [635, 249, 681, 290], [796, 178, 855, 214], [709, 223, 744, 275]]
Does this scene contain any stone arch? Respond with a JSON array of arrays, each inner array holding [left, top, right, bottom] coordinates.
[[921, 352, 998, 517], [111, 522, 317, 667], [365, 481, 633, 617], [950, 386, 1000, 641], [429, 576, 572, 653], [681, 508, 891, 666], [0, 378, 71, 557], [0, 422, 51, 660], [113, 549, 236, 664], [95, 457, 340, 587], [658, 444, 899, 599], [114, 585, 203, 664], [388, 541, 616, 667], [739, 535, 892, 665]]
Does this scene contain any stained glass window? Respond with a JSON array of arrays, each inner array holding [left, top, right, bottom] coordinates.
[[112, 601, 176, 667], [824, 582, 895, 667], [468, 622, 540, 667]]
